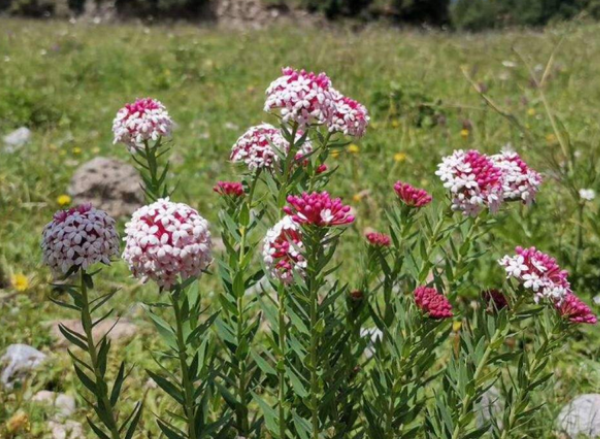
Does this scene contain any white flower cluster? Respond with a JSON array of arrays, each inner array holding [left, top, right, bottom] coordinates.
[[42, 204, 120, 274], [262, 216, 306, 284], [230, 124, 312, 171], [491, 151, 542, 205], [123, 198, 212, 289], [329, 88, 370, 138], [112, 98, 174, 153]]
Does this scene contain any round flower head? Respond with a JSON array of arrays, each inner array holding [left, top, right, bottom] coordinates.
[[123, 198, 212, 290], [492, 151, 542, 205], [436, 150, 504, 216], [499, 246, 570, 303], [482, 289, 508, 312], [328, 88, 370, 138], [263, 216, 306, 284], [214, 181, 244, 198], [557, 293, 597, 324], [264, 67, 336, 128], [112, 98, 173, 152], [230, 124, 312, 171], [414, 286, 453, 319], [42, 204, 119, 274], [365, 232, 391, 247], [394, 181, 432, 208], [283, 191, 355, 227]]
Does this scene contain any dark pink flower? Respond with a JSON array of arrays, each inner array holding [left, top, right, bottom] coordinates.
[[394, 181, 432, 208], [214, 181, 244, 198], [316, 164, 328, 174], [482, 289, 508, 312], [283, 191, 354, 227], [414, 286, 453, 319], [557, 293, 597, 324], [365, 232, 391, 247]]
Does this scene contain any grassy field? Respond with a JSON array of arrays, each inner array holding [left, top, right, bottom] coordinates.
[[2, 18, 600, 437]]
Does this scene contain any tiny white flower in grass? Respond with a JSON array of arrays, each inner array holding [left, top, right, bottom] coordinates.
[[579, 188, 596, 201]]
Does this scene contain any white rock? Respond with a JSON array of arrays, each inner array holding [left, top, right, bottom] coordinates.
[[0, 344, 47, 389], [32, 391, 76, 418], [49, 420, 84, 439], [3, 127, 31, 152], [476, 386, 504, 430], [557, 394, 600, 438]]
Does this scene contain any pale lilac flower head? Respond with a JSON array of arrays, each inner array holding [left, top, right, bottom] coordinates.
[[557, 293, 597, 324], [123, 198, 212, 290], [283, 191, 355, 227], [365, 232, 391, 247], [414, 286, 453, 319], [112, 98, 173, 152], [230, 124, 312, 171], [262, 216, 306, 284], [328, 88, 370, 138], [42, 204, 119, 274], [499, 246, 570, 303], [492, 151, 542, 205], [394, 181, 432, 208], [264, 67, 336, 128], [436, 150, 504, 216]]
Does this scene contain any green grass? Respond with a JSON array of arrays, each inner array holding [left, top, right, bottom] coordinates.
[[2, 18, 600, 437]]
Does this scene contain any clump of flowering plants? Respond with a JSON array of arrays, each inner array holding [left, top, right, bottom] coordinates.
[[42, 70, 596, 439]]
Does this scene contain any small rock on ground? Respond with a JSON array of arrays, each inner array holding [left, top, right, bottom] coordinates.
[[32, 391, 76, 418], [48, 420, 84, 439], [1, 344, 47, 389], [557, 394, 600, 438], [3, 127, 31, 153]]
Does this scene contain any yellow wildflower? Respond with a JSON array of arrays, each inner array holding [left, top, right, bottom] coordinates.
[[527, 108, 536, 116], [353, 193, 363, 203], [57, 194, 72, 206], [452, 321, 462, 332], [460, 129, 470, 138], [72, 147, 82, 155], [391, 120, 400, 128], [7, 411, 29, 434], [348, 144, 360, 154], [11, 274, 29, 292], [92, 147, 101, 154], [394, 152, 407, 163], [330, 149, 340, 159], [546, 133, 557, 143]]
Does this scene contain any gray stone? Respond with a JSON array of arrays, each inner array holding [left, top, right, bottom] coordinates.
[[476, 386, 504, 430], [3, 127, 31, 152], [557, 394, 600, 438], [32, 391, 76, 418], [1, 344, 47, 389], [68, 157, 144, 218], [48, 420, 84, 439]]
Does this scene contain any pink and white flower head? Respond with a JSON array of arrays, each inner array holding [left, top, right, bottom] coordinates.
[[214, 181, 244, 198], [436, 150, 504, 216], [328, 88, 370, 138], [365, 232, 391, 247], [264, 67, 336, 128], [283, 191, 355, 227], [499, 246, 570, 303], [262, 216, 306, 284], [123, 198, 212, 290], [414, 286, 453, 319], [492, 151, 542, 205], [556, 293, 597, 324], [230, 124, 312, 171], [112, 98, 173, 153], [394, 181, 433, 208], [42, 204, 119, 274]]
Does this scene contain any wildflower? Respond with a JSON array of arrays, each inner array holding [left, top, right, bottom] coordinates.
[[414, 286, 453, 319], [579, 188, 596, 201], [365, 232, 391, 247], [91, 147, 101, 155], [394, 181, 432, 208], [352, 193, 363, 203], [213, 181, 244, 198], [262, 216, 306, 284], [347, 144, 360, 154], [42, 204, 119, 274], [57, 194, 72, 206], [391, 120, 400, 128], [527, 108, 536, 116], [546, 133, 557, 143], [122, 198, 212, 290], [330, 149, 340, 159], [329, 88, 369, 138], [264, 67, 336, 128], [230, 124, 312, 171], [460, 129, 470, 138], [11, 274, 29, 292], [557, 293, 597, 324], [436, 149, 504, 216], [499, 246, 570, 303], [482, 289, 508, 312], [492, 151, 542, 205], [452, 320, 462, 332], [72, 147, 82, 155], [6, 411, 29, 434], [349, 290, 364, 301], [316, 164, 328, 174], [283, 191, 355, 227], [112, 98, 174, 153], [394, 152, 407, 163]]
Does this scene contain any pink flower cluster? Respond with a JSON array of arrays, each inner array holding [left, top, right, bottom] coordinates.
[[42, 204, 120, 274], [365, 232, 391, 247], [394, 181, 432, 208], [284, 191, 355, 227], [264, 67, 369, 137], [557, 293, 597, 324], [262, 216, 306, 284], [230, 124, 312, 171], [414, 286, 453, 319], [214, 181, 244, 198], [482, 289, 508, 311], [112, 98, 173, 153], [492, 151, 542, 205], [123, 198, 212, 290]]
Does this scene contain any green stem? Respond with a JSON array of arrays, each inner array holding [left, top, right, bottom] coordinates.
[[573, 202, 585, 280], [278, 287, 287, 439], [143, 139, 164, 200], [80, 271, 121, 439], [450, 215, 482, 291], [309, 272, 319, 439], [278, 123, 299, 208], [418, 213, 447, 284], [171, 292, 197, 439]]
